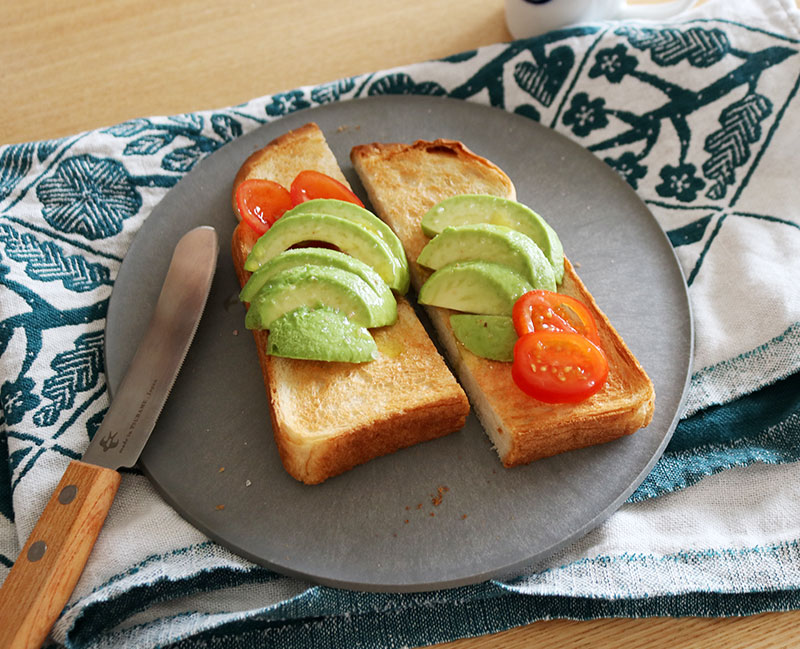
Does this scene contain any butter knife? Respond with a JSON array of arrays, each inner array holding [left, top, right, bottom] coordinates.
[[0, 225, 218, 649]]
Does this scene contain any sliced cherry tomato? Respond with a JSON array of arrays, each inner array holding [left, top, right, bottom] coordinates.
[[512, 290, 601, 346], [289, 170, 365, 207], [236, 179, 293, 235], [511, 331, 609, 404]]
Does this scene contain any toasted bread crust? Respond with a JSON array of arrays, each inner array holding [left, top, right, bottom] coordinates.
[[232, 122, 349, 220], [231, 125, 469, 484], [351, 140, 516, 288], [351, 138, 655, 466], [430, 259, 655, 465]]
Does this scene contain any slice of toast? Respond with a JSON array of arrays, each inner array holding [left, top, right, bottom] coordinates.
[[231, 124, 469, 484], [351, 139, 655, 466]]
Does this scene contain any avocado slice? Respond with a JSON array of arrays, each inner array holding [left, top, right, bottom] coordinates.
[[418, 261, 533, 315], [245, 264, 397, 330], [421, 194, 565, 284], [267, 306, 378, 363], [239, 247, 394, 307], [244, 213, 407, 293], [417, 223, 556, 291], [450, 314, 517, 362], [283, 199, 409, 292]]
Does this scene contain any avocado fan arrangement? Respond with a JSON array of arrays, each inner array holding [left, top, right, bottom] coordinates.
[[240, 192, 579, 372]]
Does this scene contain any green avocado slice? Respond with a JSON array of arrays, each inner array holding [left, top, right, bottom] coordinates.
[[420, 194, 564, 284], [450, 314, 517, 362], [239, 247, 394, 307], [267, 306, 378, 363], [244, 213, 407, 293], [282, 199, 409, 293], [417, 223, 556, 291], [418, 261, 533, 315], [245, 264, 397, 330]]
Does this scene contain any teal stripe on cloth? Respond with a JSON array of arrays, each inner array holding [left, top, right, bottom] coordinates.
[[65, 579, 800, 649], [0, 427, 11, 524], [61, 534, 800, 647], [630, 370, 800, 502], [57, 531, 800, 647], [683, 322, 800, 416], [0, 426, 13, 570], [157, 590, 800, 649]]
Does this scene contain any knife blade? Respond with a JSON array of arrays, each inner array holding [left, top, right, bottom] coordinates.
[[0, 225, 218, 649]]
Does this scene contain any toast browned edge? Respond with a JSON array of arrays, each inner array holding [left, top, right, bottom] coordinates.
[[350, 139, 656, 467], [231, 124, 469, 485], [232, 123, 350, 219]]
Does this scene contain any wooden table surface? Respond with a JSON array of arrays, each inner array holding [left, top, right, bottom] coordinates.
[[3, 1, 800, 647]]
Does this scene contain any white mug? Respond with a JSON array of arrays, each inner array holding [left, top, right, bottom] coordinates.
[[505, 0, 696, 40]]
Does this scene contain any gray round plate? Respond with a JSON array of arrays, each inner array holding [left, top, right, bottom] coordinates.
[[105, 95, 693, 592]]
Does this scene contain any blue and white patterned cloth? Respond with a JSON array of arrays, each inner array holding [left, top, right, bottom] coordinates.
[[2, 0, 800, 646]]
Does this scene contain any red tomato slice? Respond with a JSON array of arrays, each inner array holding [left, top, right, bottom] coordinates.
[[236, 179, 293, 235], [512, 290, 601, 345], [289, 170, 365, 207], [511, 331, 609, 404]]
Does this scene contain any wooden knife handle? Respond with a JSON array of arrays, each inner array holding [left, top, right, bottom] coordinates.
[[0, 461, 121, 649]]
